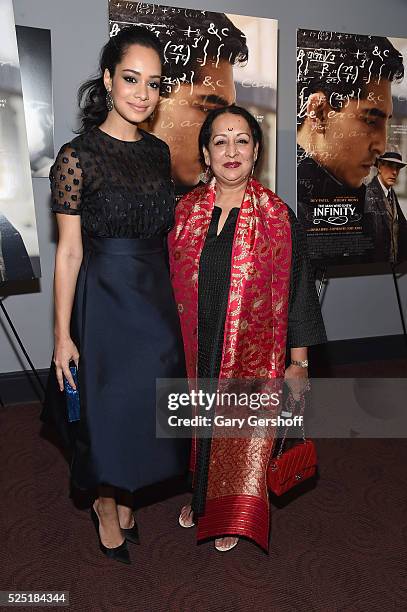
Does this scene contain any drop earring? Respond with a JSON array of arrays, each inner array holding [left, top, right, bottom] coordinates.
[[199, 164, 211, 184], [106, 89, 114, 112]]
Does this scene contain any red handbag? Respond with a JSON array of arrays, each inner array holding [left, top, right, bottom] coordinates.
[[267, 391, 317, 496], [267, 439, 317, 495]]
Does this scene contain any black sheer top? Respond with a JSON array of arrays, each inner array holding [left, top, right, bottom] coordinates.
[[50, 127, 175, 238]]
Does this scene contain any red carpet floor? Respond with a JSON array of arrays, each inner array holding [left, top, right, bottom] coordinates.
[[1, 402, 407, 611]]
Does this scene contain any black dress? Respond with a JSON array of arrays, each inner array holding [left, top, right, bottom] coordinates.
[[42, 127, 187, 492], [192, 205, 327, 515]]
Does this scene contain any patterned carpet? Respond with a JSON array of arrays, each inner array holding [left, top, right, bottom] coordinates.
[[1, 402, 407, 612]]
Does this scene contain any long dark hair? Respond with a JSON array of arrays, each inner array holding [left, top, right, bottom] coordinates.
[[198, 105, 263, 169], [76, 26, 163, 134]]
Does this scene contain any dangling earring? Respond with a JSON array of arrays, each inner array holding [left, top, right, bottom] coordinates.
[[198, 164, 211, 184], [106, 89, 114, 112], [251, 163, 256, 177], [149, 109, 156, 123]]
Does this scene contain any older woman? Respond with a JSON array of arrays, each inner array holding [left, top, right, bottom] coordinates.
[[168, 106, 326, 552]]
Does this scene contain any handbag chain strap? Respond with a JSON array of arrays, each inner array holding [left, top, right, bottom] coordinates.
[[276, 390, 307, 459]]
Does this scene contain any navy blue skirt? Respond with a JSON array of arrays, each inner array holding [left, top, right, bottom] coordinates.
[[43, 236, 188, 492]]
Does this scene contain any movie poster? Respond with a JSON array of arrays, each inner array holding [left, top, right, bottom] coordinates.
[[297, 29, 407, 266], [0, 0, 40, 283], [16, 25, 54, 178], [109, 1, 278, 198]]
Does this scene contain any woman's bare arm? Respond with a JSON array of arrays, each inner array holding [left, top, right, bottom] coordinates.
[[49, 143, 84, 390], [53, 213, 82, 391]]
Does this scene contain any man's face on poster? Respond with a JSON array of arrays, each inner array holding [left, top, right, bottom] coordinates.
[[150, 59, 236, 187], [310, 79, 393, 189], [378, 161, 403, 189]]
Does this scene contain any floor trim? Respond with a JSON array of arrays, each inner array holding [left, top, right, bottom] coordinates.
[[1, 334, 406, 405]]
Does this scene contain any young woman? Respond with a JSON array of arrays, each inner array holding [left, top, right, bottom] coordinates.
[[42, 26, 187, 564]]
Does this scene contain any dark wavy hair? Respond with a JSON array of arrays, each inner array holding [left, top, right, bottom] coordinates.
[[76, 25, 163, 133], [198, 105, 263, 169]]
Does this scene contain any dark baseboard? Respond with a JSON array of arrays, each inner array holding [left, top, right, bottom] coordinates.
[[309, 333, 407, 366], [0, 368, 48, 406], [1, 334, 406, 405]]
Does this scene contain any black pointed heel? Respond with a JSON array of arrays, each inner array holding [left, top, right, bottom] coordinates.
[[90, 506, 131, 565], [121, 515, 140, 545]]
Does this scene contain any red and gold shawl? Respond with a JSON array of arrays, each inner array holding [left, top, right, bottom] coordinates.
[[168, 177, 291, 550]]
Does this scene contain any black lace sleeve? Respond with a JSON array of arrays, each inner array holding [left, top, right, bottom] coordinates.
[[50, 143, 83, 215], [287, 207, 327, 348]]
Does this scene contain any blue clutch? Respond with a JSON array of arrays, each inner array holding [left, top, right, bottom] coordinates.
[[63, 363, 80, 422]]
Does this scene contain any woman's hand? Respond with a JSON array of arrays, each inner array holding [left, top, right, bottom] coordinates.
[[53, 336, 79, 391], [284, 364, 309, 401]]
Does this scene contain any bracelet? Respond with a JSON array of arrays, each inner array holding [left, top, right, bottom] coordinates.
[[291, 359, 308, 368]]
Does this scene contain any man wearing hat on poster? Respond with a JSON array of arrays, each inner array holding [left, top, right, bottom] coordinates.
[[365, 151, 407, 264]]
